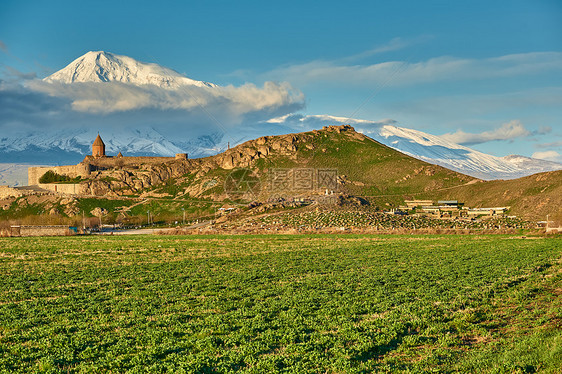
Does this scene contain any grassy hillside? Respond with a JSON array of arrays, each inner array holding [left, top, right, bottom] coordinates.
[[228, 126, 475, 198], [227, 125, 558, 220]]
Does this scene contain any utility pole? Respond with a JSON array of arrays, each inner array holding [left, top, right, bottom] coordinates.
[[147, 210, 150, 226], [182, 208, 185, 225]]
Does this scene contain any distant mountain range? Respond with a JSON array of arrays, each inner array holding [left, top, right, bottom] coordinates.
[[0, 51, 560, 185]]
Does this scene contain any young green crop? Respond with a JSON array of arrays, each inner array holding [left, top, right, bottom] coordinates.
[[0, 234, 560, 373]]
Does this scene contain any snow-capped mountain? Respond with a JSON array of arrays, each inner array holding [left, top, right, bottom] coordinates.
[[44, 51, 216, 88], [499, 154, 562, 173]]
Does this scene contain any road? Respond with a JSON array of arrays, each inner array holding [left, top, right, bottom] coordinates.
[[93, 220, 213, 235]]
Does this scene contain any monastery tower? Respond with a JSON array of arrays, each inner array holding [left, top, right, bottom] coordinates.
[[92, 134, 105, 158]]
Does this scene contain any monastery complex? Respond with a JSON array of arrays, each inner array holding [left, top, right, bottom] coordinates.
[[27, 135, 188, 186]]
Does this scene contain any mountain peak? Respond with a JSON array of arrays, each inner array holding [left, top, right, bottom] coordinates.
[[43, 51, 217, 89]]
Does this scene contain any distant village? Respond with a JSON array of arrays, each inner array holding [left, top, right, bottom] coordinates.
[[396, 199, 509, 219]]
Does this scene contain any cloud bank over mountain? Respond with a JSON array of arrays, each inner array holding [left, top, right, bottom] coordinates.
[[532, 150, 561, 163], [29, 79, 303, 117], [0, 51, 304, 142]]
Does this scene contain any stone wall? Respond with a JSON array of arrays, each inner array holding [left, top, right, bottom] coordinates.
[[10, 225, 76, 237], [29, 165, 80, 185], [89, 156, 177, 168], [28, 156, 183, 186]]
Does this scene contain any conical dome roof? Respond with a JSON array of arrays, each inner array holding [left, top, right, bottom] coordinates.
[[93, 134, 105, 146]]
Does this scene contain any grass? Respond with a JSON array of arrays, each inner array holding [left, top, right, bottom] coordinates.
[[0, 234, 560, 373], [0, 195, 220, 227], [0, 198, 46, 218]]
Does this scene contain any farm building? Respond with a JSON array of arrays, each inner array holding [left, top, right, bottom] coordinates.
[[404, 200, 434, 209], [465, 207, 508, 217], [438, 200, 463, 207]]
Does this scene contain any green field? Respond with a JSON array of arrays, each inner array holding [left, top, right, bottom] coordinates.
[[0, 235, 560, 373]]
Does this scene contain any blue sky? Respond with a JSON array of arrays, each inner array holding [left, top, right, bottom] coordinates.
[[1, 0, 562, 161]]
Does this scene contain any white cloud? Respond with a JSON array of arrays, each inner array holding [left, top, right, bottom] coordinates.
[[440, 120, 531, 145], [0, 75, 305, 151], [532, 150, 561, 162], [27, 79, 305, 123], [265, 52, 562, 87]]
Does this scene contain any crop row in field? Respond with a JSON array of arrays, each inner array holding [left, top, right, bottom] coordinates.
[[252, 211, 530, 230]]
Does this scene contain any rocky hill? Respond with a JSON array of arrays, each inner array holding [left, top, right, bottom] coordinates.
[[74, 125, 476, 201]]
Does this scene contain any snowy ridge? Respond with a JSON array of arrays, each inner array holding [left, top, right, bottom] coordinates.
[[44, 51, 216, 89], [359, 122, 562, 180], [1, 116, 560, 181], [499, 154, 562, 172]]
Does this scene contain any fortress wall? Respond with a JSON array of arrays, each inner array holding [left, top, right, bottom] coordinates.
[[28, 165, 87, 185], [28, 167, 48, 185], [38, 183, 80, 195], [90, 156, 176, 168], [28, 156, 187, 186]]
